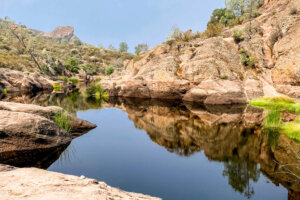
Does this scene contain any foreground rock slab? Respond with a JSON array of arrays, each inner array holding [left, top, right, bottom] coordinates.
[[0, 165, 161, 200]]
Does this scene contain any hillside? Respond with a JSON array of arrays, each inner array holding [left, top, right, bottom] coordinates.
[[0, 20, 133, 76], [101, 0, 300, 104]]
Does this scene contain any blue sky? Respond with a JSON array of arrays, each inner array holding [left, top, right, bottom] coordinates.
[[1, 0, 224, 52]]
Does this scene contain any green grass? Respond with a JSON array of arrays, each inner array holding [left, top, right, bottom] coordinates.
[[248, 97, 297, 112], [265, 110, 281, 129], [54, 111, 71, 133], [280, 122, 300, 142], [249, 97, 300, 142], [52, 83, 62, 91]]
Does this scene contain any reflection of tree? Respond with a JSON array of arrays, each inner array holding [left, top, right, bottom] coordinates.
[[223, 158, 260, 199]]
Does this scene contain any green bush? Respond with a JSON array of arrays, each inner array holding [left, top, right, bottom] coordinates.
[[65, 58, 80, 73], [82, 64, 99, 75], [85, 84, 108, 101], [68, 78, 79, 85], [3, 88, 7, 95], [94, 77, 101, 83], [105, 65, 114, 76], [203, 23, 224, 38], [119, 42, 129, 52], [135, 43, 148, 55], [52, 83, 62, 91], [232, 28, 243, 43], [219, 74, 229, 79], [240, 49, 255, 68], [58, 76, 68, 83], [54, 111, 71, 133], [73, 40, 82, 46]]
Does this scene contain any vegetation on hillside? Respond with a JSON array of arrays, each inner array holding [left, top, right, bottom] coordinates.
[[0, 17, 134, 76]]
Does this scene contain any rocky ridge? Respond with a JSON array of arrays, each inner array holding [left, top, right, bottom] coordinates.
[[101, 0, 300, 104], [43, 26, 80, 43]]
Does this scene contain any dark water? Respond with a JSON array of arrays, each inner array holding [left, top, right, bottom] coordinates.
[[1, 93, 299, 200], [48, 107, 287, 200]]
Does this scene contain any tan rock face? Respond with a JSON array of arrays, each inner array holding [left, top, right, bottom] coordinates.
[[0, 68, 53, 94], [0, 165, 161, 200], [101, 0, 300, 103], [0, 101, 96, 167], [43, 26, 80, 42]]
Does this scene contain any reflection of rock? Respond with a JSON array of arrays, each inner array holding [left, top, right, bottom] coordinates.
[[105, 98, 300, 197], [0, 164, 161, 200], [0, 144, 69, 169], [0, 101, 96, 168]]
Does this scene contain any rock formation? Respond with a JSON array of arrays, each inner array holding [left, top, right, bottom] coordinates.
[[0, 101, 96, 167], [43, 26, 81, 43], [0, 164, 161, 200], [102, 0, 300, 104]]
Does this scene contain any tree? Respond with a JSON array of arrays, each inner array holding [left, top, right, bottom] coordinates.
[[119, 42, 129, 52], [73, 39, 82, 46], [0, 18, 42, 71], [135, 43, 148, 55], [167, 25, 183, 40], [108, 44, 116, 51]]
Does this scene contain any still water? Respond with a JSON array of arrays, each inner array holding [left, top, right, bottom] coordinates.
[[42, 97, 293, 200]]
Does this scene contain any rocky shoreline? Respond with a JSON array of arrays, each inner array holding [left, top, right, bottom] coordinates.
[[0, 101, 161, 199], [0, 164, 161, 200]]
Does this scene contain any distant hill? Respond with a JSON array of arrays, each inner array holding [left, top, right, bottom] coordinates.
[[0, 20, 133, 76]]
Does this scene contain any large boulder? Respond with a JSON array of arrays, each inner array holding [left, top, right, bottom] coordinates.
[[183, 80, 247, 104], [0, 68, 53, 94], [0, 101, 97, 134], [0, 101, 96, 166], [0, 164, 161, 200]]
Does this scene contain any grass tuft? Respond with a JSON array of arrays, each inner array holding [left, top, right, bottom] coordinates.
[[54, 111, 71, 133]]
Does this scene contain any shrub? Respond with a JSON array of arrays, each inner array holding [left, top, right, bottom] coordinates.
[[135, 43, 148, 55], [85, 84, 108, 101], [52, 83, 62, 91], [3, 88, 7, 95], [232, 28, 243, 43], [219, 74, 229, 79], [68, 78, 79, 85], [65, 57, 80, 73], [104, 65, 114, 76], [94, 77, 101, 83], [167, 25, 183, 41], [269, 27, 283, 50], [119, 42, 129, 52], [58, 76, 68, 83], [240, 49, 255, 68], [290, 8, 298, 15], [54, 111, 71, 133], [73, 40, 82, 46], [203, 23, 224, 38]]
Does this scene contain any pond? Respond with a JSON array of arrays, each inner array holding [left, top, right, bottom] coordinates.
[[1, 92, 300, 200]]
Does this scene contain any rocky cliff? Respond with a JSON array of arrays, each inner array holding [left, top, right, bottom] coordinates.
[[43, 26, 80, 43], [102, 0, 300, 104]]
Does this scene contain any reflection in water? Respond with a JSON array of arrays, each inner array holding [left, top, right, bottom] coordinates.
[[106, 98, 300, 198], [223, 159, 260, 199], [0, 144, 70, 169], [1, 93, 300, 199]]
